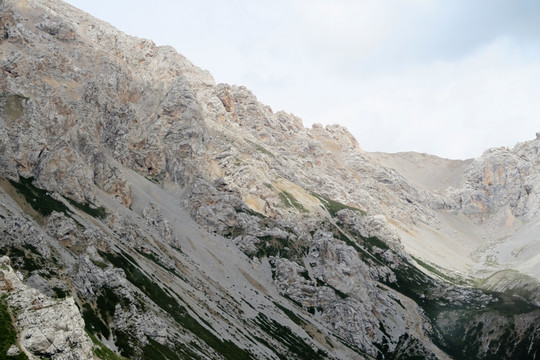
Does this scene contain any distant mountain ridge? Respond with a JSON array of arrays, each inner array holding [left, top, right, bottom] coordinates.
[[0, 0, 539, 359]]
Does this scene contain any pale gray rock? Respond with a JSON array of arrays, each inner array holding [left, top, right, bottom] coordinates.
[[6, 344, 21, 356], [143, 203, 178, 246], [1, 213, 52, 259], [36, 14, 75, 40], [107, 212, 151, 248], [451, 142, 540, 222], [26, 273, 53, 296], [93, 154, 132, 207], [72, 254, 129, 297], [46, 212, 80, 246], [0, 256, 94, 359], [114, 304, 169, 345], [19, 297, 91, 359]]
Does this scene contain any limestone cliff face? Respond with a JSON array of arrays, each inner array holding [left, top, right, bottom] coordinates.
[[0, 0, 539, 359], [456, 142, 540, 221], [0, 256, 94, 359]]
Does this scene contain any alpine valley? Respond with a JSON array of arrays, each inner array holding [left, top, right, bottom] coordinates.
[[0, 0, 539, 359]]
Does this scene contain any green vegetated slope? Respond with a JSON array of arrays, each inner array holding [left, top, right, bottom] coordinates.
[[3, 175, 539, 360], [8, 176, 106, 219], [3, 177, 331, 360], [0, 295, 28, 360], [340, 226, 540, 360]]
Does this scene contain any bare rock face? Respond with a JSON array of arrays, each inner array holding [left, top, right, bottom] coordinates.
[[19, 297, 91, 358], [143, 203, 178, 246], [93, 154, 132, 207], [1, 212, 52, 259], [0, 256, 94, 359], [6, 344, 21, 356], [46, 212, 81, 247], [36, 15, 76, 40], [453, 145, 539, 221]]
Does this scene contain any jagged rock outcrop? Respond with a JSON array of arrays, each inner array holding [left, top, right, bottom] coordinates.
[[452, 142, 540, 222], [0, 256, 94, 359]]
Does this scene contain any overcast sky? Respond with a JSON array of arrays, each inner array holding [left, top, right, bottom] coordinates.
[[65, 0, 540, 159]]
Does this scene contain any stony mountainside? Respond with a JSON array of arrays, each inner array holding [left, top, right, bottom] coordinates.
[[0, 0, 539, 359]]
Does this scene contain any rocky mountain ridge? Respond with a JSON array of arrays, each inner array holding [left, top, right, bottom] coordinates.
[[0, 0, 539, 359]]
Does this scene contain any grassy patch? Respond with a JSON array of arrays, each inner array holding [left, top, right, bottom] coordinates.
[[82, 303, 110, 339], [246, 140, 275, 158], [306, 306, 324, 315], [383, 250, 540, 359], [383, 262, 436, 314], [233, 158, 243, 167], [21, 244, 39, 255], [278, 191, 308, 213], [97, 287, 130, 323], [223, 226, 245, 239], [0, 295, 28, 360], [252, 335, 288, 360], [99, 251, 253, 360], [236, 205, 267, 219], [339, 224, 390, 252], [6, 246, 56, 277], [135, 249, 178, 276], [362, 236, 390, 251], [142, 338, 182, 360], [315, 278, 348, 299], [52, 287, 69, 299], [386, 333, 433, 360], [272, 301, 306, 327], [298, 270, 311, 281], [91, 259, 109, 269], [87, 330, 128, 360], [146, 176, 160, 184], [281, 294, 304, 310], [66, 198, 107, 219], [254, 235, 309, 262], [113, 330, 137, 359], [309, 191, 365, 217], [327, 222, 386, 266], [255, 236, 293, 259], [482, 292, 539, 316], [8, 176, 105, 224], [255, 312, 326, 360], [142, 337, 202, 360], [411, 255, 469, 285], [9, 176, 71, 217], [21, 256, 41, 272], [433, 309, 540, 360]]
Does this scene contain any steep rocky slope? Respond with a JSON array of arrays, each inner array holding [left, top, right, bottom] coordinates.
[[0, 0, 539, 359], [1, 255, 94, 359], [378, 144, 540, 282]]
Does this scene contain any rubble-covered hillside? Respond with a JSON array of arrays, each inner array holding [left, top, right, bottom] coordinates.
[[0, 0, 539, 359]]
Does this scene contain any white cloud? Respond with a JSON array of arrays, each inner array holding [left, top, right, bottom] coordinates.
[[291, 0, 395, 53], [314, 37, 540, 159]]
